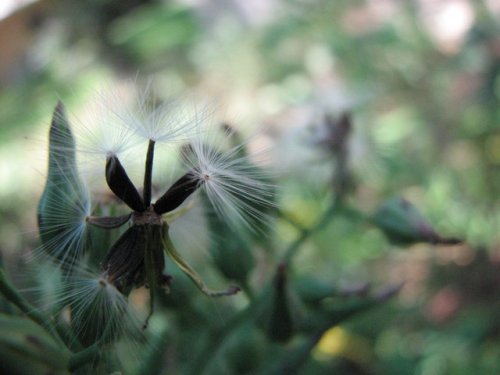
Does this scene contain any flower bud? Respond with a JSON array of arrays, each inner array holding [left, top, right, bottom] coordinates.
[[259, 264, 294, 343], [294, 276, 339, 305], [299, 284, 401, 333], [371, 197, 461, 246]]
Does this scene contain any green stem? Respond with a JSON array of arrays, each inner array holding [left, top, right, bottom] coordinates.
[[282, 198, 342, 262], [189, 195, 367, 374], [186, 301, 259, 375], [240, 279, 256, 302], [55, 320, 83, 351], [264, 328, 326, 375], [190, 198, 347, 374], [0, 268, 65, 348], [68, 342, 101, 372], [275, 208, 307, 232], [162, 226, 239, 297]]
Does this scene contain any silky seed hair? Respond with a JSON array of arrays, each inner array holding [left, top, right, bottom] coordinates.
[[53, 261, 145, 343], [35, 158, 91, 265], [117, 82, 204, 143], [182, 123, 276, 231]]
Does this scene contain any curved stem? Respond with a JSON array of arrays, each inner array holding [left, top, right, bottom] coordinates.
[[186, 301, 258, 375], [161, 225, 239, 297], [0, 268, 65, 348], [282, 197, 342, 262], [68, 342, 101, 372]]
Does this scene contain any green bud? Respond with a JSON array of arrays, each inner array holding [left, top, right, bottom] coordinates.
[[209, 220, 255, 284], [299, 284, 402, 333], [371, 197, 461, 246], [0, 313, 70, 375], [37, 102, 89, 263], [258, 264, 294, 343], [293, 276, 339, 305]]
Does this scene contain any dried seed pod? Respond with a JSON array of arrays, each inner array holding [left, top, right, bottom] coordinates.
[[101, 226, 147, 294], [153, 170, 201, 214], [105, 155, 145, 212]]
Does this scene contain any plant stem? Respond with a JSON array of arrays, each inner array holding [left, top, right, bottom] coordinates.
[[0, 268, 65, 348], [186, 301, 258, 375], [275, 208, 307, 232], [190, 198, 353, 374], [68, 342, 101, 372], [240, 279, 256, 302], [162, 227, 239, 297], [143, 139, 156, 207], [282, 197, 342, 262], [264, 328, 326, 375]]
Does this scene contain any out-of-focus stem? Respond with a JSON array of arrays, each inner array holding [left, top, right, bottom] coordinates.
[[240, 279, 256, 302], [162, 225, 240, 297], [68, 342, 101, 372], [186, 301, 259, 375], [282, 197, 342, 262], [0, 268, 65, 348], [193, 198, 367, 373]]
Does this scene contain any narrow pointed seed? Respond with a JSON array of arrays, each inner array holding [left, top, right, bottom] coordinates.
[[106, 156, 145, 212], [86, 213, 132, 229], [153, 170, 201, 214]]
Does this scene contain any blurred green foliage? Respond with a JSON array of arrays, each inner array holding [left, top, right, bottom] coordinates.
[[0, 0, 499, 374]]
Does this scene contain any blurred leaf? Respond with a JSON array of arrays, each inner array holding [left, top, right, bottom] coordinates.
[[0, 313, 70, 375]]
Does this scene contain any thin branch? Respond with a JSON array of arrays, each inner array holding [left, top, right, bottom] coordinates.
[[282, 197, 342, 262]]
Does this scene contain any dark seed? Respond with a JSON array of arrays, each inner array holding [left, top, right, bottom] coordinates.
[[153, 170, 202, 214], [106, 156, 145, 212]]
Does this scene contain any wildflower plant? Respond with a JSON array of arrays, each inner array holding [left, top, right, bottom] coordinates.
[[0, 92, 462, 375], [37, 91, 267, 329]]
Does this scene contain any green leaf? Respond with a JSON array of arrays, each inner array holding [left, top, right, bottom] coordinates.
[[0, 313, 71, 375]]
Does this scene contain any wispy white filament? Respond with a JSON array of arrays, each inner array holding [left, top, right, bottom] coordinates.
[[183, 125, 275, 231], [35, 163, 91, 265]]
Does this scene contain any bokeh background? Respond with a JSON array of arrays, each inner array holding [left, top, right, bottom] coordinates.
[[0, 0, 499, 374]]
